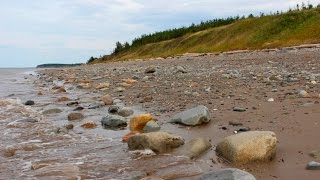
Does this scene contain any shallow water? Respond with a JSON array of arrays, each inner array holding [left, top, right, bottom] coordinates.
[[0, 68, 212, 179]]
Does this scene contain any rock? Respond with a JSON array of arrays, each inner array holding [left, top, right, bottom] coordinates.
[[175, 138, 211, 159], [127, 132, 184, 153], [298, 90, 310, 98], [118, 107, 134, 117], [233, 107, 246, 112], [229, 121, 243, 126], [129, 114, 155, 132], [123, 78, 138, 84], [66, 101, 79, 106], [101, 95, 113, 105], [67, 112, 84, 121], [56, 87, 66, 93], [57, 97, 71, 102], [115, 87, 125, 92], [216, 131, 277, 164], [143, 120, 161, 133], [108, 105, 120, 114], [42, 108, 62, 115], [88, 103, 103, 109], [145, 66, 156, 74], [65, 124, 74, 130], [176, 66, 187, 73], [24, 100, 35, 106], [200, 168, 256, 180], [123, 131, 140, 142], [101, 115, 127, 130], [95, 82, 110, 89], [169, 105, 210, 126], [81, 121, 97, 129], [34, 163, 80, 177], [306, 161, 320, 170], [73, 107, 84, 111], [267, 98, 274, 102]]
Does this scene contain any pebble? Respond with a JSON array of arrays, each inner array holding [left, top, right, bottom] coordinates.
[[68, 112, 84, 121], [42, 108, 62, 115], [24, 100, 35, 106], [101, 95, 113, 105], [143, 120, 161, 133], [73, 107, 84, 111], [233, 107, 246, 112], [306, 161, 320, 170], [118, 107, 134, 117], [145, 66, 156, 74], [101, 115, 127, 130], [268, 98, 274, 102], [108, 105, 120, 114], [81, 121, 97, 129]]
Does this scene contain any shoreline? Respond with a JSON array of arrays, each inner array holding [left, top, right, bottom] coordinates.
[[1, 47, 320, 179]]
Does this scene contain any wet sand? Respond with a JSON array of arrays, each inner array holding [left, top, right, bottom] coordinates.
[[1, 47, 320, 179]]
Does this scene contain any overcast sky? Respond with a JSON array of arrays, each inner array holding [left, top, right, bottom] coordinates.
[[0, 0, 319, 67]]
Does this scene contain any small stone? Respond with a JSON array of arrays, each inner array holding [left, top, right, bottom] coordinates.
[[169, 105, 210, 126], [24, 100, 35, 106], [108, 105, 120, 114], [81, 121, 97, 129], [115, 87, 125, 92], [309, 150, 320, 159], [56, 87, 66, 93], [200, 168, 256, 180], [95, 82, 110, 89], [268, 98, 274, 102], [66, 102, 79, 106], [42, 108, 62, 115], [101, 115, 127, 130], [298, 90, 310, 98], [65, 124, 74, 130], [229, 121, 243, 126], [118, 107, 134, 117], [233, 107, 246, 112], [176, 66, 187, 73], [101, 95, 113, 105], [145, 66, 156, 74], [68, 112, 84, 121], [130, 114, 155, 132], [73, 107, 84, 111], [306, 161, 320, 170], [57, 97, 71, 102], [143, 120, 161, 133]]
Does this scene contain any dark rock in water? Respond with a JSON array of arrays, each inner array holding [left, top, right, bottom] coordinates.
[[42, 108, 63, 115], [200, 168, 256, 180], [25, 100, 35, 106], [101, 115, 127, 130], [175, 138, 211, 159], [118, 107, 134, 117], [67, 102, 79, 106], [17, 118, 38, 123], [108, 105, 120, 114], [88, 103, 103, 109], [306, 161, 320, 170], [143, 120, 161, 133], [233, 107, 246, 112], [73, 107, 84, 111], [68, 112, 84, 121], [169, 105, 210, 126], [65, 124, 74, 130], [128, 132, 184, 153]]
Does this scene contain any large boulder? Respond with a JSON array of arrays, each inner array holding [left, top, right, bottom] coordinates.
[[169, 105, 210, 126], [101, 115, 127, 130], [216, 131, 277, 164], [127, 132, 184, 153], [175, 138, 211, 159], [200, 168, 256, 180]]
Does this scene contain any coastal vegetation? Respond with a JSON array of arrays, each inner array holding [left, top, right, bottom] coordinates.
[[89, 3, 320, 63]]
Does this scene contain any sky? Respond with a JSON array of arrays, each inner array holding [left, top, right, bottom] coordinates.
[[0, 0, 319, 67]]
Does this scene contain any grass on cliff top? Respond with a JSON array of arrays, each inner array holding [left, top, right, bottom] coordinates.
[[97, 8, 320, 62]]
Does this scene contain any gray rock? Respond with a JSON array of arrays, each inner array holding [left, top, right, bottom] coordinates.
[[200, 168, 256, 180], [24, 100, 35, 106], [175, 138, 211, 159], [169, 105, 210, 126], [176, 66, 187, 73], [145, 66, 156, 74], [306, 161, 320, 170], [143, 120, 161, 133], [101, 115, 127, 129], [118, 107, 134, 117], [216, 131, 277, 164], [233, 107, 246, 112], [108, 105, 120, 114], [42, 108, 62, 115], [73, 107, 84, 111], [128, 132, 184, 153], [68, 112, 84, 121]]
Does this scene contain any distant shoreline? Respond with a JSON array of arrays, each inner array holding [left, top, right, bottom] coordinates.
[[36, 63, 83, 68]]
